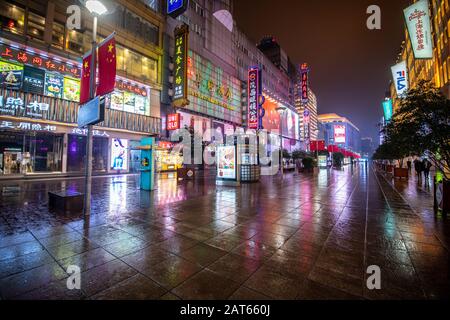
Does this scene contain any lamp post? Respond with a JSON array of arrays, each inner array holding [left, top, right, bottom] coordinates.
[[82, 0, 108, 216], [276, 105, 286, 178]]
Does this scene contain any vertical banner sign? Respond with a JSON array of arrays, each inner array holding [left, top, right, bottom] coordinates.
[[404, 0, 433, 59], [247, 66, 259, 129], [382, 99, 393, 122], [173, 24, 189, 108], [391, 61, 408, 97], [80, 52, 92, 105], [300, 63, 309, 104], [97, 33, 117, 97], [167, 113, 181, 130]]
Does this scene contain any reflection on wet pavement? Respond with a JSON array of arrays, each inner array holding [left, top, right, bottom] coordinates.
[[0, 165, 448, 300]]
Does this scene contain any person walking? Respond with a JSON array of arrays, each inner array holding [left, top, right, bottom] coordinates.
[[423, 159, 432, 181], [407, 159, 412, 172], [414, 159, 423, 181]]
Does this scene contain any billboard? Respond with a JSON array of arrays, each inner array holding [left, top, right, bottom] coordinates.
[[111, 138, 128, 170], [217, 145, 236, 180], [334, 125, 346, 144], [404, 0, 433, 59], [382, 99, 393, 122], [391, 61, 408, 97]]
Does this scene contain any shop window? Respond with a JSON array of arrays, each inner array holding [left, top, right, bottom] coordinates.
[[0, 2, 25, 35], [67, 135, 108, 172], [27, 11, 45, 42], [52, 21, 65, 50]]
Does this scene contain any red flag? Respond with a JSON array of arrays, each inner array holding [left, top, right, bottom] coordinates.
[[97, 35, 116, 96], [80, 53, 93, 104]]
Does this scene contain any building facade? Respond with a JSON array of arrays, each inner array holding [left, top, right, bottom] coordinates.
[[318, 113, 361, 153], [0, 0, 164, 178], [390, 0, 450, 113], [162, 0, 301, 155]]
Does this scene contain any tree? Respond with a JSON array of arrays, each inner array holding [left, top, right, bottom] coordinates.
[[382, 80, 450, 176]]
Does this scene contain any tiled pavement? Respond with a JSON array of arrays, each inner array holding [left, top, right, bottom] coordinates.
[[0, 165, 449, 300]]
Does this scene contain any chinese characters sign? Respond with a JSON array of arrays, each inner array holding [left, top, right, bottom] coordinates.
[[0, 96, 49, 118], [173, 24, 189, 108], [404, 0, 433, 59], [0, 120, 56, 132], [300, 63, 309, 104], [247, 67, 260, 130], [0, 43, 81, 77], [167, 113, 180, 130], [391, 61, 408, 97]]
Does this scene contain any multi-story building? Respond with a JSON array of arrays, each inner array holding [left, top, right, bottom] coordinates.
[[295, 85, 318, 143], [390, 0, 450, 112], [318, 113, 361, 153], [162, 0, 301, 154], [0, 0, 164, 178]]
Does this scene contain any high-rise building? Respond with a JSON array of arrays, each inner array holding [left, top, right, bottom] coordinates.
[[0, 0, 163, 178], [295, 87, 318, 143]]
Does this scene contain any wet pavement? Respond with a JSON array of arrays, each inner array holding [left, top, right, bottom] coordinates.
[[0, 165, 449, 300]]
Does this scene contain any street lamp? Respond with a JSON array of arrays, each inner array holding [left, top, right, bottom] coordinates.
[[276, 105, 286, 178], [81, 0, 109, 216]]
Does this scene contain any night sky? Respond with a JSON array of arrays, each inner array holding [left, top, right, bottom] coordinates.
[[233, 0, 410, 144]]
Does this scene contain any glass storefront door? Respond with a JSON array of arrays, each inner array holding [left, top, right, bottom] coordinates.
[[67, 134, 109, 173]]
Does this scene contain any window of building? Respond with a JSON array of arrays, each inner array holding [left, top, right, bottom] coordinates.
[[139, 0, 159, 13], [27, 11, 45, 42], [0, 2, 25, 35], [66, 29, 86, 55], [52, 21, 65, 50]]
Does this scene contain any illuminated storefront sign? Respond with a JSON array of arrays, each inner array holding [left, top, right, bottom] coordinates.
[[248, 67, 260, 129], [173, 24, 189, 107], [391, 61, 408, 97], [334, 125, 346, 144], [71, 128, 109, 137], [217, 145, 236, 180], [0, 43, 80, 77], [404, 0, 433, 59], [0, 120, 56, 132], [167, 0, 189, 18], [382, 99, 393, 122], [167, 113, 180, 130], [111, 138, 128, 170], [0, 96, 49, 118], [300, 63, 309, 104]]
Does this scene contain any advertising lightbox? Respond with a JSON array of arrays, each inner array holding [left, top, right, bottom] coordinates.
[[334, 125, 346, 144], [111, 138, 128, 170], [217, 145, 236, 180], [404, 0, 433, 59], [382, 99, 393, 122], [391, 61, 408, 97]]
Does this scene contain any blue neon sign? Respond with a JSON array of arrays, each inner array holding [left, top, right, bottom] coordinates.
[[167, 0, 187, 17]]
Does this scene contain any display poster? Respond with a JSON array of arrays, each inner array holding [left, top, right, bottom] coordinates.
[[318, 155, 327, 168], [111, 138, 128, 170], [63, 77, 80, 101], [22, 65, 45, 94], [0, 60, 23, 89], [44, 73, 64, 99], [217, 145, 236, 180]]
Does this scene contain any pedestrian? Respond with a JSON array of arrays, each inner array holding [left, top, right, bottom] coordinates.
[[407, 159, 412, 172], [414, 159, 423, 181], [423, 159, 432, 181]]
